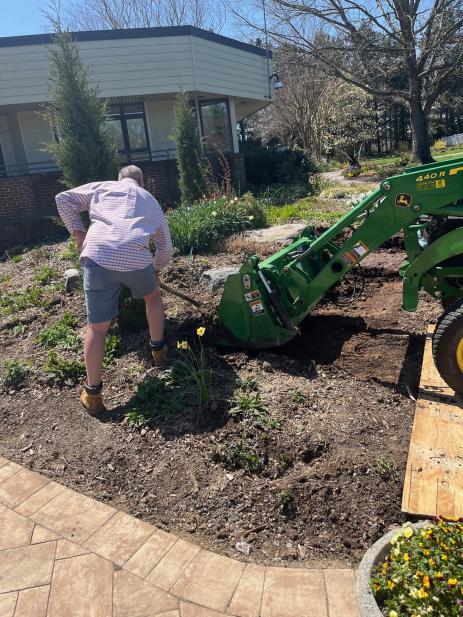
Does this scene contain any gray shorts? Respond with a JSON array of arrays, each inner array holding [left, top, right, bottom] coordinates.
[[83, 258, 157, 324]]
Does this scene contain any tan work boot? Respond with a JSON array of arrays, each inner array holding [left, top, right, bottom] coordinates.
[[151, 344, 168, 367], [80, 389, 107, 415]]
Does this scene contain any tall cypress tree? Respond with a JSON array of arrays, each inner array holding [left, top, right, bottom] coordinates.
[[173, 90, 207, 204], [45, 30, 118, 188]]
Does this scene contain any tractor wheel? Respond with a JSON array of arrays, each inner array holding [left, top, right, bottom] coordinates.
[[432, 299, 463, 394]]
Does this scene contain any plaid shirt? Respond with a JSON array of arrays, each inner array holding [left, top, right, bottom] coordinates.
[[56, 178, 173, 272]]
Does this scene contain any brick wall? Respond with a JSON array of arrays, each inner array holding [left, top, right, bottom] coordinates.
[[0, 155, 247, 252]]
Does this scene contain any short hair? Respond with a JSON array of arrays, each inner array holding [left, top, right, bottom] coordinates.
[[118, 165, 143, 186]]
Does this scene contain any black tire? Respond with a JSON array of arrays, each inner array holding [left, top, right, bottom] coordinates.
[[432, 299, 463, 394]]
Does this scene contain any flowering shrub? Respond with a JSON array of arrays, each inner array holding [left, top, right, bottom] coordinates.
[[168, 193, 266, 254], [371, 520, 463, 616]]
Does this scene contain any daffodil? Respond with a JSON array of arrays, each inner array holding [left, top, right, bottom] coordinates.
[[177, 340, 189, 350], [196, 326, 206, 337]]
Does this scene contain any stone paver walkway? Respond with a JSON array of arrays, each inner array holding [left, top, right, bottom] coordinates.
[[0, 456, 360, 617]]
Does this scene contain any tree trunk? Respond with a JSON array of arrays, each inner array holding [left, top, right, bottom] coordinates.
[[409, 101, 433, 163]]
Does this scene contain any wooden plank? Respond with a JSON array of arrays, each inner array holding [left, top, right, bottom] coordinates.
[[402, 326, 463, 518]]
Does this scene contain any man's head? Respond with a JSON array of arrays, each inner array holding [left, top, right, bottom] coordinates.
[[118, 165, 144, 187]]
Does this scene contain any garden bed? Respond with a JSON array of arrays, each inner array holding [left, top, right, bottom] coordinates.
[[0, 236, 440, 568]]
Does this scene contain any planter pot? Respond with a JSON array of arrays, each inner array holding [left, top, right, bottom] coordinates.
[[356, 521, 428, 617]]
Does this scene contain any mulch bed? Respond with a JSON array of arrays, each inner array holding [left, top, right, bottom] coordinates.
[[0, 238, 441, 568]]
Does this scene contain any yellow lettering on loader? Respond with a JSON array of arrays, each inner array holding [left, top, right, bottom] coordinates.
[[449, 166, 463, 176]]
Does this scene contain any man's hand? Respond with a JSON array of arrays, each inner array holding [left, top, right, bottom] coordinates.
[[73, 230, 86, 252]]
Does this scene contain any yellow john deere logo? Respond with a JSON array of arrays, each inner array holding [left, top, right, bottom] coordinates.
[[395, 193, 412, 208]]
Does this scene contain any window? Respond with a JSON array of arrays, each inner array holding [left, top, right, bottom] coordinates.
[[108, 104, 150, 161], [0, 143, 5, 177], [198, 100, 232, 153]]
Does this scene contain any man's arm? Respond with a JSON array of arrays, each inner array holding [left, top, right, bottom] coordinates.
[[150, 204, 174, 272], [55, 182, 103, 250]]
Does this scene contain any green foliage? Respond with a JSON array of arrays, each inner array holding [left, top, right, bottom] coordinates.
[[371, 521, 463, 617], [173, 90, 208, 204], [2, 359, 31, 390], [278, 488, 297, 517], [0, 286, 46, 316], [230, 381, 281, 431], [0, 275, 11, 285], [43, 351, 85, 386], [35, 312, 80, 350], [35, 266, 58, 286], [376, 455, 399, 482], [103, 334, 121, 367], [45, 30, 118, 187], [60, 238, 81, 266], [213, 438, 265, 474], [11, 255, 23, 263], [265, 197, 347, 227], [11, 324, 26, 336], [175, 329, 211, 412], [241, 138, 318, 187], [124, 409, 150, 428], [168, 193, 266, 254], [291, 390, 305, 404]]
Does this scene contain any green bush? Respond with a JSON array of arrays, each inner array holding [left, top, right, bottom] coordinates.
[[35, 313, 80, 350], [35, 266, 58, 286], [2, 359, 31, 390], [168, 193, 266, 254], [43, 351, 85, 386]]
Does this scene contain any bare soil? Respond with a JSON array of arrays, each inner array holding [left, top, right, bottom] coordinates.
[[0, 237, 441, 568]]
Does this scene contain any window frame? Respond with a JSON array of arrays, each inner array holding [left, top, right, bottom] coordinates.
[[108, 103, 151, 162], [197, 98, 233, 154]]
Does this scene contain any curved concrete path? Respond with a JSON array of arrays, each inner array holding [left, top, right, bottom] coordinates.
[[0, 456, 360, 617]]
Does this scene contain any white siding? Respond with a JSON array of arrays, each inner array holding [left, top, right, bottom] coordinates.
[[144, 99, 176, 155], [17, 110, 55, 170], [192, 38, 270, 101], [0, 34, 269, 106]]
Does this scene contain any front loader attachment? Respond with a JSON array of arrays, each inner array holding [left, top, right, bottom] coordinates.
[[217, 155, 463, 350]]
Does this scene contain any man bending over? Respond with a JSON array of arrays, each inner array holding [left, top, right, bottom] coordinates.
[[56, 165, 173, 415]]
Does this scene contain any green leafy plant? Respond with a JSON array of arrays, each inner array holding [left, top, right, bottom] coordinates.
[[213, 438, 265, 474], [43, 351, 85, 386], [376, 455, 399, 482], [0, 275, 11, 285], [60, 238, 81, 266], [371, 521, 463, 617], [35, 266, 58, 286], [103, 334, 121, 367], [0, 286, 47, 316], [11, 324, 26, 336], [236, 376, 258, 392], [11, 255, 23, 263], [278, 487, 297, 517], [230, 388, 281, 431], [291, 390, 305, 404], [35, 312, 80, 350], [168, 193, 266, 254], [124, 409, 150, 428], [175, 327, 212, 414], [2, 359, 31, 390]]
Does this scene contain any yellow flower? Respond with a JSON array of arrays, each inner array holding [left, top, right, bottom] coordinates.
[[423, 549, 430, 556], [441, 554, 448, 561], [389, 611, 398, 617], [403, 553, 409, 562], [403, 527, 414, 539], [448, 578, 458, 586], [177, 340, 189, 350], [393, 548, 400, 557], [423, 576, 430, 588], [387, 580, 395, 590], [248, 215, 254, 221], [428, 558, 435, 567], [435, 571, 443, 579], [417, 588, 428, 598], [196, 326, 206, 337]]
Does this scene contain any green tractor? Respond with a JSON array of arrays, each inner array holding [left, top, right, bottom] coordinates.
[[218, 156, 463, 394]]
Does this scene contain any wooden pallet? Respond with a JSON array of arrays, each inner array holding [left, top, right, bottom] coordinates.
[[402, 326, 463, 519]]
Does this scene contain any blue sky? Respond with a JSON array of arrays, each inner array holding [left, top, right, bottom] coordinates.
[[0, 0, 50, 37]]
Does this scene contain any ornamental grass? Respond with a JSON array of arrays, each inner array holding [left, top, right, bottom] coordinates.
[[371, 520, 463, 617]]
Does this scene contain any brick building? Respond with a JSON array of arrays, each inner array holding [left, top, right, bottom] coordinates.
[[0, 26, 273, 251]]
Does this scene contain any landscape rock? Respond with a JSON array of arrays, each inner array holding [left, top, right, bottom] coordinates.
[[64, 268, 81, 293], [200, 266, 239, 292], [243, 223, 307, 244]]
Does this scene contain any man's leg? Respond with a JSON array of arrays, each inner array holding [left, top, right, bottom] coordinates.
[[144, 288, 167, 365], [84, 320, 111, 387], [144, 287, 164, 342]]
